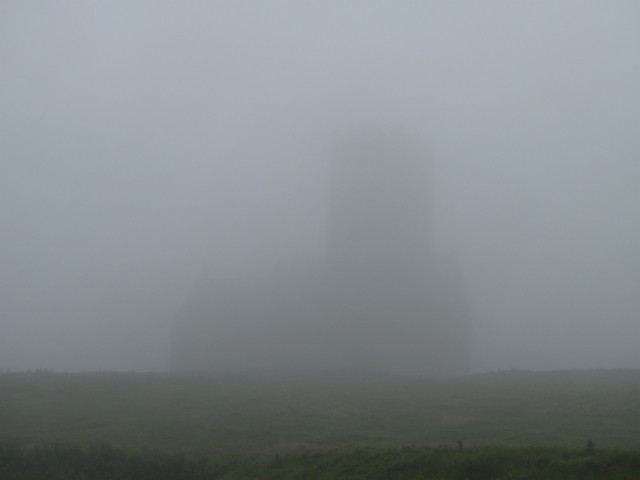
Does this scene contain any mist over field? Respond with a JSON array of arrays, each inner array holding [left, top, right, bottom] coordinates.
[[1, 1, 638, 373]]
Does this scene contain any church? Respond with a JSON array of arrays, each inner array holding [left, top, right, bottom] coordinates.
[[171, 128, 472, 375]]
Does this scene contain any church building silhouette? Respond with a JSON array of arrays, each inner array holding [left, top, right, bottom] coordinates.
[[172, 128, 471, 375]]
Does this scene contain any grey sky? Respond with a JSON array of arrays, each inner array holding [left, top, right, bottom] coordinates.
[[1, 1, 639, 371]]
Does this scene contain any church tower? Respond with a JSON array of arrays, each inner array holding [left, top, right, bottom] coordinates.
[[327, 128, 433, 272], [324, 128, 470, 375]]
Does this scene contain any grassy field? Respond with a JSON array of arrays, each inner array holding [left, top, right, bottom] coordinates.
[[2, 369, 639, 453], [2, 442, 640, 479], [2, 369, 640, 478]]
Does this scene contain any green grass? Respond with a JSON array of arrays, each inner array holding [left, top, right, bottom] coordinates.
[[2, 369, 639, 478], [2, 442, 640, 479], [2, 369, 639, 453]]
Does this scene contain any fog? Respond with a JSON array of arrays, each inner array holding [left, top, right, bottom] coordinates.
[[1, 1, 638, 373]]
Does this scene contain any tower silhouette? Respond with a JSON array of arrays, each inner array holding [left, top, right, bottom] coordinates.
[[327, 128, 432, 272], [172, 128, 471, 375]]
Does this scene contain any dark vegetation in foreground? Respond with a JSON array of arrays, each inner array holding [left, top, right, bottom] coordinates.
[[2, 369, 639, 451], [2, 441, 640, 479], [1, 370, 639, 478]]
